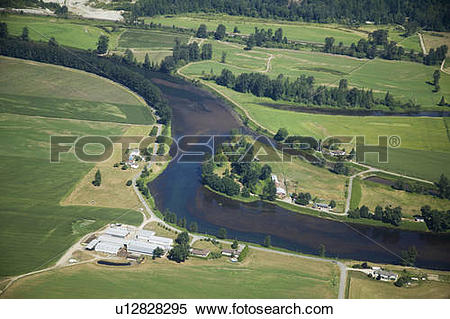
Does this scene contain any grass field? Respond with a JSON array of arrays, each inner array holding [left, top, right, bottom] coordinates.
[[0, 57, 155, 124], [61, 125, 153, 211], [422, 31, 450, 54], [358, 178, 450, 217], [0, 58, 149, 277], [0, 114, 142, 277], [2, 249, 339, 298], [145, 13, 366, 45], [118, 29, 189, 49], [350, 178, 362, 210], [347, 270, 450, 299], [183, 40, 450, 108], [271, 158, 348, 211], [0, 15, 120, 50]]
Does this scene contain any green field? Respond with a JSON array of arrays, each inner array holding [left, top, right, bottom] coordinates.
[[118, 29, 190, 49], [2, 249, 339, 298], [183, 40, 450, 108], [347, 271, 450, 299], [145, 13, 367, 45], [0, 57, 155, 124], [358, 178, 450, 217], [350, 178, 362, 210], [0, 15, 121, 50], [0, 58, 147, 277], [271, 158, 348, 211]]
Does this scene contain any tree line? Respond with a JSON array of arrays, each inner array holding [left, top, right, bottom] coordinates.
[[211, 68, 415, 111], [348, 205, 403, 226], [323, 29, 448, 66], [0, 27, 172, 124], [131, 0, 450, 31]]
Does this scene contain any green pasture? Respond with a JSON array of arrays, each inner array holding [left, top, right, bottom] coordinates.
[[197, 83, 450, 152], [2, 249, 338, 298], [0, 57, 154, 124], [0, 14, 120, 50], [184, 42, 450, 108], [359, 177, 450, 217], [0, 58, 148, 277], [350, 178, 362, 210], [145, 13, 367, 45], [118, 29, 189, 49], [0, 114, 142, 277], [364, 148, 450, 182]]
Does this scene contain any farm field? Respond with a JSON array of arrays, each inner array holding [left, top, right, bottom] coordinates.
[[61, 124, 154, 211], [357, 178, 450, 217], [0, 58, 148, 277], [118, 29, 190, 49], [145, 14, 364, 45], [183, 40, 450, 108], [422, 31, 450, 54], [270, 158, 348, 212], [1, 249, 339, 298], [0, 14, 120, 50], [0, 57, 155, 124], [347, 271, 450, 299]]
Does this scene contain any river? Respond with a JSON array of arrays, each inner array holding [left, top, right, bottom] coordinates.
[[147, 72, 450, 270]]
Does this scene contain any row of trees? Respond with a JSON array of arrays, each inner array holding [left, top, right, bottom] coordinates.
[[420, 205, 450, 233], [213, 69, 410, 110], [0, 29, 172, 124], [324, 31, 448, 66], [161, 210, 198, 232], [131, 0, 450, 31], [348, 205, 403, 226]]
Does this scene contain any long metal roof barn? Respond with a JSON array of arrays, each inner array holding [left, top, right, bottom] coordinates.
[[127, 240, 159, 256], [104, 226, 129, 238], [95, 242, 123, 255]]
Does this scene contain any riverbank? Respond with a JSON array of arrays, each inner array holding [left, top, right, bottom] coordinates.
[[203, 184, 429, 233]]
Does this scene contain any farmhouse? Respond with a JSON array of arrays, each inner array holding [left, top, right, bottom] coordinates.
[[271, 174, 287, 198], [190, 248, 210, 258], [126, 149, 141, 169]]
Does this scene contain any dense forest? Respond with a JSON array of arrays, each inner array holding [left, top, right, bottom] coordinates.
[[132, 0, 450, 31], [210, 68, 417, 111], [0, 32, 172, 124]]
